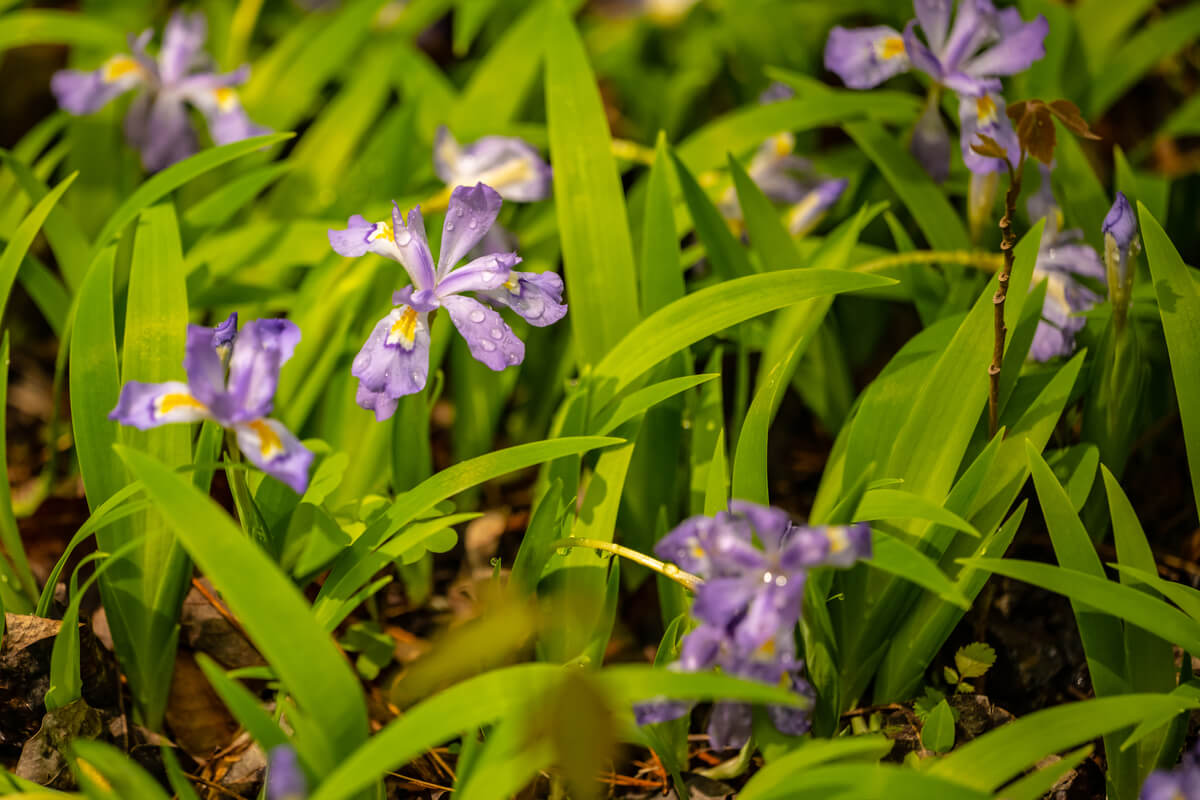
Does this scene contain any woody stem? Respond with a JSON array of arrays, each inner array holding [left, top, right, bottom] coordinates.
[[988, 160, 1023, 438], [548, 537, 702, 591]]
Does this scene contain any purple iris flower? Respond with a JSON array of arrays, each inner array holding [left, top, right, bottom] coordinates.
[[657, 502, 871, 650], [1025, 165, 1105, 362], [328, 183, 567, 421], [719, 134, 848, 236], [109, 313, 314, 494], [266, 745, 307, 800], [634, 624, 815, 750], [824, 1, 1045, 179], [1141, 743, 1200, 800], [433, 127, 552, 202], [50, 11, 270, 173]]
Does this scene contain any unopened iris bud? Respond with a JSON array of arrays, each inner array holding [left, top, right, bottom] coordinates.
[[1102, 192, 1140, 330]]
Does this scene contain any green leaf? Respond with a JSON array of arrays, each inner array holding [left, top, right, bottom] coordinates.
[[869, 532, 969, 609], [90, 133, 292, 256], [592, 374, 719, 435], [671, 151, 754, 280], [0, 152, 89, 289], [70, 740, 170, 800], [929, 695, 1200, 792], [195, 654, 288, 755], [923, 699, 956, 753], [855, 489, 980, 539], [183, 163, 291, 230], [593, 269, 895, 400], [729, 153, 802, 271], [1090, 4, 1200, 117], [0, 172, 75, 322], [544, 2, 639, 367], [962, 558, 1200, 655], [0, 334, 36, 608], [0, 10, 125, 53], [739, 735, 893, 799], [841, 120, 969, 250], [1141, 202, 1200, 517], [115, 446, 368, 775], [1000, 745, 1094, 800], [953, 642, 996, 680]]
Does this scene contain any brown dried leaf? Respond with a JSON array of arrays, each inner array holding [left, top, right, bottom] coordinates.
[[970, 134, 1010, 161], [165, 651, 240, 762], [1017, 105, 1057, 164], [1048, 99, 1101, 139], [1006, 100, 1027, 124]]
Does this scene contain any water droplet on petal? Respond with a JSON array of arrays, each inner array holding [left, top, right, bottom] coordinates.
[[455, 206, 465, 217], [446, 222, 455, 232], [469, 309, 486, 323], [506, 351, 520, 364], [489, 328, 502, 339], [480, 270, 494, 282], [468, 219, 478, 230], [481, 340, 496, 351], [395, 230, 412, 246], [411, 370, 423, 385]]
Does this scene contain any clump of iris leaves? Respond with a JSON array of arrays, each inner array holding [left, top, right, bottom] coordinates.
[[0, 0, 1198, 799]]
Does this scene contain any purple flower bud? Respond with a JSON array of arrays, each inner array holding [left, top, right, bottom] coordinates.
[[1103, 192, 1138, 254], [266, 745, 307, 800]]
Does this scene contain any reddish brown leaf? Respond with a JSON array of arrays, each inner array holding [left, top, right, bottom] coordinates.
[[971, 134, 1010, 162], [1048, 99, 1101, 139]]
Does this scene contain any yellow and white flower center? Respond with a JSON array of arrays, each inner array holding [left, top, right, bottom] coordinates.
[[875, 36, 906, 61], [386, 306, 420, 350], [976, 95, 999, 126], [213, 87, 239, 113], [246, 419, 283, 459], [156, 392, 207, 418], [102, 55, 143, 83]]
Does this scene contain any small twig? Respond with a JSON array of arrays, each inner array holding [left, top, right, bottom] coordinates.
[[386, 772, 454, 792], [988, 157, 1023, 438], [548, 538, 702, 591], [185, 772, 248, 800], [191, 577, 251, 642]]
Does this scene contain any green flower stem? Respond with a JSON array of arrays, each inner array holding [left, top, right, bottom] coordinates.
[[548, 537, 702, 591], [223, 431, 270, 550], [852, 250, 1004, 274]]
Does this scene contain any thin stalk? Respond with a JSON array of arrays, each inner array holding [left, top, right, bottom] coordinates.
[[853, 249, 1004, 274], [226, 0, 266, 69], [223, 431, 270, 550], [988, 158, 1023, 437], [549, 537, 702, 591]]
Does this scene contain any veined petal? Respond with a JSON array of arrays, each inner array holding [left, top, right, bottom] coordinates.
[[779, 526, 831, 570], [183, 322, 229, 407], [213, 312, 239, 357], [392, 203, 437, 291], [437, 184, 504, 279], [193, 85, 271, 146], [914, 0, 953, 55], [728, 501, 791, 552], [125, 92, 197, 173], [680, 625, 725, 671], [51, 56, 146, 115], [158, 10, 207, 85], [733, 577, 806, 651], [1102, 192, 1137, 252], [109, 380, 211, 429], [823, 25, 911, 89], [477, 270, 568, 327], [234, 418, 313, 494], [707, 702, 754, 751], [351, 307, 432, 405], [224, 318, 300, 422], [436, 252, 520, 297], [655, 515, 721, 576], [939, 0, 995, 72], [441, 295, 525, 371], [691, 577, 757, 629], [962, 12, 1048, 79], [355, 384, 400, 422]]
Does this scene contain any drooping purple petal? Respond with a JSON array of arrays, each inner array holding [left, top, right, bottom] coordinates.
[[733, 577, 806, 651], [437, 184, 505, 279], [126, 92, 197, 172], [158, 10, 208, 85], [938, 0, 993, 74], [823, 25, 911, 89], [204, 92, 272, 145], [477, 270, 568, 327], [707, 701, 754, 751], [355, 384, 400, 422], [266, 745, 307, 800], [51, 57, 145, 115], [434, 252, 518, 298], [633, 698, 692, 726], [351, 307, 432, 407], [679, 624, 725, 671], [911, 101, 952, 183], [328, 215, 389, 259], [655, 515, 723, 577], [902, 21, 945, 83], [441, 294, 525, 371], [234, 418, 313, 494], [691, 577, 758, 630], [109, 380, 211, 429], [767, 672, 815, 736], [779, 526, 832, 570], [823, 523, 872, 567], [392, 204, 438, 291]]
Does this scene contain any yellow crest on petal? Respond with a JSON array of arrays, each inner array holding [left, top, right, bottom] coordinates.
[[386, 306, 419, 350], [156, 393, 207, 417], [102, 55, 142, 83], [877, 36, 905, 61], [247, 419, 283, 460]]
